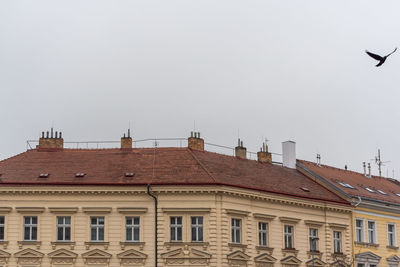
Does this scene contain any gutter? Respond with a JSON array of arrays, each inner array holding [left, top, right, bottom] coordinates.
[[146, 184, 158, 267]]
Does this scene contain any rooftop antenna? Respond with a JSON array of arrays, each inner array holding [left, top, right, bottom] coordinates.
[[316, 154, 321, 166], [193, 120, 196, 132], [373, 149, 390, 177]]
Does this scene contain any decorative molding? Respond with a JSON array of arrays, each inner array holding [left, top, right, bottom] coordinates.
[[254, 213, 276, 221], [51, 241, 76, 250], [226, 209, 250, 216], [227, 250, 250, 266], [279, 217, 301, 223], [82, 207, 112, 213], [228, 243, 248, 252], [0, 207, 11, 213], [282, 248, 299, 257], [387, 245, 399, 250], [162, 207, 211, 213], [307, 250, 323, 259], [161, 245, 211, 265], [17, 241, 41, 249], [256, 246, 274, 255], [304, 220, 324, 227], [281, 255, 302, 266], [117, 207, 148, 214], [328, 223, 348, 229], [117, 249, 147, 266], [254, 252, 277, 264], [164, 242, 209, 251], [82, 248, 112, 265], [306, 258, 325, 267], [14, 248, 44, 265], [48, 207, 78, 213], [15, 207, 45, 213], [0, 241, 8, 249], [120, 241, 145, 251], [84, 241, 110, 250], [48, 248, 77, 265]]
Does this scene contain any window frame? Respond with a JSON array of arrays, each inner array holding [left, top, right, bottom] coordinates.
[[170, 216, 183, 242], [231, 218, 242, 244], [367, 220, 377, 244], [0, 216, 4, 241], [258, 221, 269, 247], [284, 225, 294, 249], [309, 228, 319, 251], [387, 223, 396, 247], [191, 216, 204, 242], [90, 216, 105, 242], [125, 216, 140, 242], [23, 216, 38, 241], [355, 218, 365, 243], [333, 230, 342, 253], [56, 216, 71, 242]]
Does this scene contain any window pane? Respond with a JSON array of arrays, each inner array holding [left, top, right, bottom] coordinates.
[[91, 228, 97, 241], [177, 226, 182, 241], [126, 218, 132, 225], [24, 217, 30, 224], [133, 228, 140, 241], [65, 227, 71, 241], [57, 217, 64, 224], [24, 227, 30, 240], [191, 227, 196, 241], [99, 228, 104, 241], [65, 217, 71, 224], [198, 227, 203, 241], [0, 217, 4, 224], [134, 217, 140, 225], [32, 227, 37, 240], [99, 217, 104, 224], [171, 227, 176, 241], [32, 217, 37, 224], [57, 227, 63, 241], [0, 227, 3, 240], [126, 227, 132, 241], [177, 217, 182, 224], [91, 218, 97, 225]]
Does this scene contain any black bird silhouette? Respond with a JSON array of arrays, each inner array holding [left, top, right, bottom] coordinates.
[[365, 48, 397, 67]]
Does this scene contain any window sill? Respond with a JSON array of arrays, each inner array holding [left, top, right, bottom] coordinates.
[[387, 245, 399, 250], [256, 246, 274, 254], [331, 252, 346, 259], [120, 241, 145, 250], [282, 248, 299, 257], [0, 241, 8, 249], [18, 241, 41, 249], [307, 250, 322, 258], [84, 241, 109, 250], [51, 241, 75, 250], [228, 243, 247, 252], [354, 241, 378, 248], [164, 242, 209, 251]]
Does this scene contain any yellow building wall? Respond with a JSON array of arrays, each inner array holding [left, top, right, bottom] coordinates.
[[353, 207, 400, 264], [0, 185, 352, 267]]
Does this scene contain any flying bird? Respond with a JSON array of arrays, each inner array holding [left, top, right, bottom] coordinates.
[[365, 48, 397, 67]]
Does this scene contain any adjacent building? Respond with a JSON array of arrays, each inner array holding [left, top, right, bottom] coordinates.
[[298, 160, 400, 267], [0, 130, 353, 267]]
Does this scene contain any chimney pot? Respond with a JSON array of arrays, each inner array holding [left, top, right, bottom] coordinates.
[[188, 132, 204, 151], [257, 144, 272, 163], [282, 141, 296, 169], [235, 141, 247, 159], [121, 131, 133, 150], [38, 128, 64, 151]]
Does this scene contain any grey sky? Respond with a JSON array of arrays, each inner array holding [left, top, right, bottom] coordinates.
[[1, 1, 400, 177]]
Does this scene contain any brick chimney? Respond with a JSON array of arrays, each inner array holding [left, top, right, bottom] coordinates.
[[121, 129, 132, 150], [257, 142, 272, 163], [38, 128, 63, 151], [235, 139, 247, 159], [188, 132, 204, 151]]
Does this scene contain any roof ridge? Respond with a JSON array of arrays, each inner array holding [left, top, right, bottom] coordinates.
[[187, 149, 217, 183]]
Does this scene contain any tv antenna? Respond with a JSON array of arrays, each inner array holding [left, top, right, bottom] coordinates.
[[373, 149, 390, 177]]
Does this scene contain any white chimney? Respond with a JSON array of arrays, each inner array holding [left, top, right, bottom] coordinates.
[[282, 141, 296, 169]]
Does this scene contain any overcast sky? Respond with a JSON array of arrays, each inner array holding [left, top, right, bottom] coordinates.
[[1, 0, 400, 177]]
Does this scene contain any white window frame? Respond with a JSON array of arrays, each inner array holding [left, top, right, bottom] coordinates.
[[90, 217, 105, 242], [333, 231, 342, 253], [309, 228, 318, 251], [231, 218, 242, 244], [191, 216, 203, 242], [367, 220, 377, 244], [0, 216, 4, 241], [126, 217, 140, 242], [24, 216, 38, 241], [56, 216, 71, 241], [170, 216, 183, 242], [258, 222, 268, 247], [355, 218, 365, 242], [388, 223, 396, 247], [284, 225, 294, 249]]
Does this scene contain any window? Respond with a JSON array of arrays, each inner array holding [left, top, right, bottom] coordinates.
[[170, 216, 182, 242], [0, 216, 4, 241], [24, 216, 38, 241], [365, 187, 375, 193], [388, 223, 396, 247], [377, 189, 387, 195], [355, 219, 364, 242], [57, 216, 71, 241], [309, 228, 318, 251], [367, 221, 376, 244], [90, 217, 104, 242], [284, 225, 294, 249], [338, 182, 354, 189], [258, 222, 268, 247], [191, 216, 203, 242], [126, 217, 140, 242], [231, 218, 241, 244], [357, 264, 365, 267], [333, 231, 342, 253]]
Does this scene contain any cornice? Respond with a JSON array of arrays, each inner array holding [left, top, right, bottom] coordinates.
[[48, 207, 78, 214], [0, 207, 12, 213], [253, 213, 276, 221], [117, 208, 148, 214], [16, 207, 45, 213], [82, 207, 112, 214], [162, 208, 211, 213], [279, 216, 301, 224], [225, 209, 250, 217]]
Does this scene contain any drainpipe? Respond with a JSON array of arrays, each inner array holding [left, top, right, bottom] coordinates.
[[147, 184, 158, 267]]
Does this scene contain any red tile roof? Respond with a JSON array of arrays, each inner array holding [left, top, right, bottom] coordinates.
[[0, 148, 348, 205], [298, 160, 400, 205]]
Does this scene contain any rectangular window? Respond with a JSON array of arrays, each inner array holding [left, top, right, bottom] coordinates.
[[357, 264, 365, 267], [367, 221, 376, 243], [191, 216, 203, 242], [231, 218, 241, 244], [333, 231, 342, 253], [90, 217, 104, 242], [388, 223, 396, 247], [170, 217, 182, 242], [0, 216, 4, 241], [309, 228, 318, 251], [126, 217, 140, 242], [258, 222, 268, 247], [284, 225, 294, 249], [355, 219, 364, 242], [57, 216, 71, 241], [24, 216, 38, 241]]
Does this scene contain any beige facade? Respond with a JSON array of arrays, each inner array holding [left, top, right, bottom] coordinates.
[[0, 185, 352, 267]]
